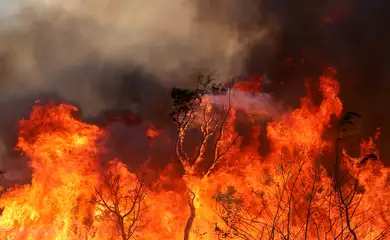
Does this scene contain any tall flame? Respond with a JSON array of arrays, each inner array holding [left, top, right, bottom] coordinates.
[[0, 103, 102, 239]]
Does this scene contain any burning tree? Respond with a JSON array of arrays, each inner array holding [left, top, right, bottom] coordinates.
[[170, 74, 239, 239], [94, 160, 148, 240]]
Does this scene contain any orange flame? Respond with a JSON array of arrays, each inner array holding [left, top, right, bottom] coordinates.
[[0, 72, 389, 240], [233, 75, 262, 93]]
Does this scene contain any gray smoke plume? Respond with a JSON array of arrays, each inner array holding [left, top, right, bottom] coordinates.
[[0, 0, 270, 114], [203, 90, 283, 121]]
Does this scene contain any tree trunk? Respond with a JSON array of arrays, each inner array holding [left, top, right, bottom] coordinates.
[[184, 193, 196, 240], [118, 217, 127, 240]]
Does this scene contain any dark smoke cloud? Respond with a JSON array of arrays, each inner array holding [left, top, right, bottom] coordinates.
[[0, 0, 271, 113], [0, 0, 271, 184]]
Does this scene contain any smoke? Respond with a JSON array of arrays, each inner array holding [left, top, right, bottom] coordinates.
[[0, 0, 274, 183], [0, 0, 269, 113], [204, 90, 284, 121]]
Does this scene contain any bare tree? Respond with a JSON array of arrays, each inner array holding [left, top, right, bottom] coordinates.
[[94, 168, 148, 240], [170, 74, 238, 239]]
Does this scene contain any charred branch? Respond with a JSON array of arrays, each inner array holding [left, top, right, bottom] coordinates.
[[94, 170, 147, 240]]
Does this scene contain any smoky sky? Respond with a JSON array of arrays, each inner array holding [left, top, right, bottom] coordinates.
[[0, 0, 389, 185], [245, 0, 390, 160]]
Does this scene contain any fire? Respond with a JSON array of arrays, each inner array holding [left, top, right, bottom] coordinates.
[[0, 71, 389, 239], [146, 127, 160, 139], [0, 103, 103, 239], [233, 75, 262, 94]]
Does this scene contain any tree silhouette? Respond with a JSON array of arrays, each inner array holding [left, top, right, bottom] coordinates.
[[170, 74, 237, 239]]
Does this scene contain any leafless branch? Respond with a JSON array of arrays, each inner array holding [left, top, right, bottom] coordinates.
[[94, 170, 147, 240]]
